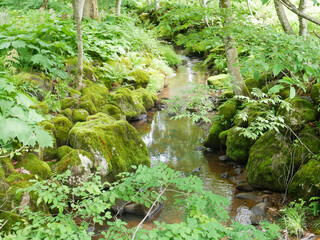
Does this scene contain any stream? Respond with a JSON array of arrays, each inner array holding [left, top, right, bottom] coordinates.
[[128, 51, 282, 229]]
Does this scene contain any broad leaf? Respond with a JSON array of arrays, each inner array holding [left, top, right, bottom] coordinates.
[[273, 63, 285, 76]]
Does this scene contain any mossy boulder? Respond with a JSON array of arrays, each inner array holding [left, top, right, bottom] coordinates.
[[218, 129, 229, 146], [226, 127, 253, 164], [16, 153, 52, 179], [291, 125, 320, 168], [207, 74, 229, 88], [234, 102, 269, 128], [80, 100, 97, 115], [53, 149, 94, 179], [110, 88, 146, 121], [66, 58, 98, 82], [101, 103, 125, 121], [288, 159, 320, 200], [128, 69, 150, 89], [0, 157, 15, 177], [61, 98, 79, 110], [134, 88, 156, 110], [245, 78, 259, 92], [69, 113, 150, 177], [221, 90, 235, 99], [52, 116, 73, 145], [72, 109, 89, 123], [218, 99, 238, 122], [30, 101, 50, 114], [120, 57, 132, 70], [204, 120, 227, 149], [68, 88, 82, 98], [6, 172, 36, 184], [246, 130, 291, 191], [39, 121, 57, 161], [147, 69, 166, 92], [311, 83, 320, 104], [277, 97, 318, 131], [57, 145, 74, 161]]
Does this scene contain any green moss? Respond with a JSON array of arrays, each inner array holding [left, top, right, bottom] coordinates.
[[0, 157, 15, 177], [12, 72, 52, 94], [81, 82, 108, 100], [79, 100, 97, 115], [6, 172, 36, 184], [158, 44, 182, 67], [66, 58, 98, 82], [72, 109, 89, 123], [207, 74, 229, 88], [16, 153, 52, 179], [120, 57, 133, 70], [52, 116, 73, 145], [147, 69, 166, 92], [68, 87, 82, 98], [226, 127, 253, 164], [310, 83, 320, 104], [30, 101, 50, 114], [245, 78, 259, 92], [69, 113, 150, 177], [101, 103, 125, 120], [62, 108, 73, 119], [220, 90, 235, 99], [288, 159, 320, 200], [218, 130, 229, 146], [110, 88, 146, 121], [204, 120, 227, 149], [218, 99, 238, 122], [133, 88, 156, 110], [61, 98, 79, 110], [234, 102, 269, 128], [39, 121, 57, 161], [128, 69, 150, 89], [53, 149, 94, 175], [277, 97, 318, 131], [57, 145, 73, 161], [246, 130, 291, 191]]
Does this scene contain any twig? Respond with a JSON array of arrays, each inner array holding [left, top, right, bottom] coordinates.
[[313, 31, 320, 39], [0, 220, 8, 231], [131, 185, 168, 240]]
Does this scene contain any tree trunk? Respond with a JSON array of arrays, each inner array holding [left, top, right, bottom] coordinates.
[[83, 0, 100, 21], [274, 0, 294, 34], [219, 0, 249, 96], [116, 0, 122, 17], [155, 0, 160, 10], [72, 0, 85, 86], [147, 0, 151, 5], [298, 0, 307, 38], [41, 0, 48, 9]]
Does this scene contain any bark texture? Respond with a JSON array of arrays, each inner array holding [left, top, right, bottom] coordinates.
[[116, 0, 122, 17], [219, 0, 250, 96], [83, 0, 100, 21], [298, 0, 307, 38], [72, 0, 85, 85], [274, 0, 294, 34]]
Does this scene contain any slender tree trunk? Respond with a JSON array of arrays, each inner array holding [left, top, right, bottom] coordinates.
[[201, 0, 210, 26], [219, 0, 249, 96], [116, 0, 122, 17], [155, 0, 160, 10], [83, 0, 100, 21], [147, 0, 151, 5], [247, 0, 254, 16], [298, 0, 307, 38], [274, 0, 294, 34], [72, 0, 85, 86]]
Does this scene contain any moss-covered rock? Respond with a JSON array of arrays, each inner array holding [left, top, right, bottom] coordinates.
[[39, 121, 57, 161], [134, 88, 156, 110], [30, 101, 50, 114], [68, 87, 82, 98], [69, 113, 150, 177], [79, 99, 97, 115], [16, 153, 52, 179], [246, 130, 291, 191], [277, 97, 318, 132], [101, 103, 125, 121], [57, 145, 74, 161], [120, 56, 133, 70], [66, 58, 98, 82], [72, 109, 89, 123], [204, 120, 227, 149], [233, 102, 269, 128], [147, 69, 166, 92], [6, 172, 36, 184], [288, 159, 320, 200], [218, 99, 238, 122], [292, 125, 320, 168], [226, 127, 253, 164], [221, 90, 235, 99], [218, 130, 229, 146], [61, 98, 79, 110], [53, 149, 94, 178], [52, 116, 73, 145], [127, 69, 150, 89], [245, 78, 259, 92], [0, 157, 15, 177], [110, 88, 146, 121], [311, 83, 320, 104], [207, 74, 229, 88]]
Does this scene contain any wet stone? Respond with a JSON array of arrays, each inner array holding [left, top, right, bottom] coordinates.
[[236, 182, 254, 192], [219, 155, 229, 161], [220, 172, 228, 179], [194, 146, 206, 151]]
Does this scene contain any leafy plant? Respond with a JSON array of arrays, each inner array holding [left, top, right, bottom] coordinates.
[[1, 163, 281, 239], [0, 78, 53, 157]]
